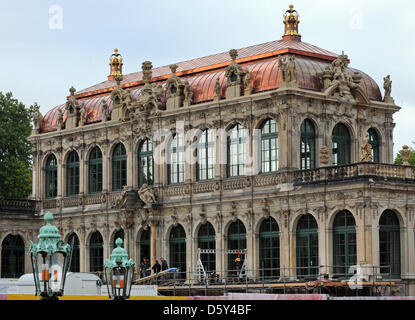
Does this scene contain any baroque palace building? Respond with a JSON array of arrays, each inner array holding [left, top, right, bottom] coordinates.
[[1, 5, 415, 293]]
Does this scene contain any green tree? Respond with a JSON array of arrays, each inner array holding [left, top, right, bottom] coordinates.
[[0, 92, 36, 199], [394, 144, 415, 166]]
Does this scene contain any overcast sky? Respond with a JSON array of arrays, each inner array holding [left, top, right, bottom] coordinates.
[[1, 0, 414, 156]]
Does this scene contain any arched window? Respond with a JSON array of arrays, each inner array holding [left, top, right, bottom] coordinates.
[[169, 225, 186, 280], [112, 229, 124, 250], [261, 119, 278, 173], [89, 231, 103, 274], [140, 229, 151, 263], [379, 210, 401, 278], [296, 214, 318, 279], [300, 119, 316, 170], [1, 235, 25, 278], [45, 154, 57, 198], [227, 219, 246, 276], [332, 124, 351, 166], [333, 211, 356, 278], [168, 134, 185, 184], [66, 151, 79, 196], [197, 129, 215, 181], [368, 128, 380, 163], [67, 233, 80, 272], [227, 124, 247, 177], [88, 147, 102, 194], [112, 143, 127, 191], [138, 139, 154, 187], [198, 222, 216, 272], [259, 217, 280, 280]]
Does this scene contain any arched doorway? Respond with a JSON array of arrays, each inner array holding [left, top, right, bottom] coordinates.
[[296, 214, 318, 279], [379, 210, 401, 278], [198, 222, 216, 272], [140, 228, 151, 263], [332, 211, 356, 278], [332, 123, 351, 166], [227, 219, 246, 276], [1, 235, 25, 278], [169, 225, 186, 280], [89, 231, 103, 275], [259, 217, 280, 280], [67, 233, 80, 273]]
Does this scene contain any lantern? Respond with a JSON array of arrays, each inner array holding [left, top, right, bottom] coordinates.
[[104, 238, 135, 300], [29, 211, 71, 300]]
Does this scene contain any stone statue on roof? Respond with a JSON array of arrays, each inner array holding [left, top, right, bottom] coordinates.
[[32, 106, 43, 133], [184, 80, 193, 106], [383, 75, 394, 104], [57, 109, 64, 130], [214, 78, 221, 100]]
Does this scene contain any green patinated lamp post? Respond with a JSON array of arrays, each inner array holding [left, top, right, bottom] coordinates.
[[29, 211, 71, 300], [104, 238, 135, 300]]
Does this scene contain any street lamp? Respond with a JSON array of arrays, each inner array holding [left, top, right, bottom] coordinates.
[[29, 211, 71, 300], [104, 238, 135, 300]]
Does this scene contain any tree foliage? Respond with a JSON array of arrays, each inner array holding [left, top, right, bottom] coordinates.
[[0, 92, 35, 199], [394, 144, 415, 166]]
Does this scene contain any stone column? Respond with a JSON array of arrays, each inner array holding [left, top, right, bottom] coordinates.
[[278, 108, 295, 170], [126, 142, 134, 187], [79, 158, 86, 195], [79, 229, 86, 272]]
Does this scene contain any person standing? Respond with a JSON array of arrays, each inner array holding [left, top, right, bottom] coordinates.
[[152, 260, 161, 274], [160, 257, 168, 271], [140, 257, 150, 278]]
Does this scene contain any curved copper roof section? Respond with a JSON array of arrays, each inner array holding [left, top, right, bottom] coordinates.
[[41, 40, 382, 133]]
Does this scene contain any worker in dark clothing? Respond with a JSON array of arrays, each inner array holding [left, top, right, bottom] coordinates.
[[140, 257, 150, 278], [160, 257, 168, 271], [152, 260, 161, 274]]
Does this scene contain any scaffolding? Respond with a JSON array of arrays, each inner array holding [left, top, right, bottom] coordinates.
[[196, 248, 253, 284]]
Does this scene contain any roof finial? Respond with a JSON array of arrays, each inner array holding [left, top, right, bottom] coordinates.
[[108, 48, 123, 81], [282, 4, 301, 41]]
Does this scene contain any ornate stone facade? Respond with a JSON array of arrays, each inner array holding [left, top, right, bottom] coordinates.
[[1, 6, 414, 295]]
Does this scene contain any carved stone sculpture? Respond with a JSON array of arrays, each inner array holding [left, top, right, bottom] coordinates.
[[278, 55, 298, 88], [79, 104, 85, 127], [32, 106, 43, 134], [322, 52, 359, 105], [57, 109, 64, 130], [101, 99, 109, 122], [183, 80, 193, 107], [214, 78, 221, 101], [360, 132, 373, 162], [400, 145, 411, 166], [383, 75, 395, 104], [65, 86, 80, 129], [114, 185, 130, 208], [243, 71, 252, 95], [320, 145, 330, 166], [138, 183, 157, 207]]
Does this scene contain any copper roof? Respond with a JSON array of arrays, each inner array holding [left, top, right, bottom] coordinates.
[[41, 38, 382, 133]]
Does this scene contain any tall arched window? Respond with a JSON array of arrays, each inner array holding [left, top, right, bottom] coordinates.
[[332, 124, 351, 166], [169, 225, 186, 280], [89, 231, 103, 274], [168, 134, 185, 184], [197, 129, 215, 181], [259, 217, 280, 280], [112, 229, 124, 250], [368, 128, 380, 163], [333, 211, 356, 278], [45, 154, 57, 198], [227, 219, 246, 275], [227, 124, 247, 177], [67, 233, 80, 272], [1, 235, 25, 278], [88, 147, 102, 194], [296, 214, 318, 279], [261, 119, 278, 173], [138, 139, 154, 187], [140, 229, 151, 263], [66, 151, 80, 196], [198, 222, 216, 272], [300, 119, 316, 170], [112, 143, 127, 191], [379, 210, 401, 278]]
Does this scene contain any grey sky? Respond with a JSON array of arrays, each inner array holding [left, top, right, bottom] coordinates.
[[0, 0, 414, 156]]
